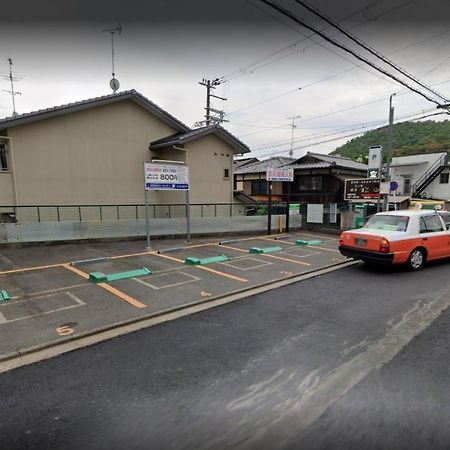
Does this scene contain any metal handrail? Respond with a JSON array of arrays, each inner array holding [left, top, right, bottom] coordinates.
[[412, 153, 448, 193]]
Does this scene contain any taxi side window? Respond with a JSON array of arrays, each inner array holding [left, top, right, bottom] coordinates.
[[420, 215, 444, 233], [439, 213, 450, 230]]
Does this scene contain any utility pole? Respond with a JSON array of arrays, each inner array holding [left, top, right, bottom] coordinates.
[[287, 115, 301, 157], [2, 58, 22, 117], [197, 78, 228, 126], [383, 93, 396, 211]]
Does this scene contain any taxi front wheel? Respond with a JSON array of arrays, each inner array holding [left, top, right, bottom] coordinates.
[[408, 248, 426, 271]]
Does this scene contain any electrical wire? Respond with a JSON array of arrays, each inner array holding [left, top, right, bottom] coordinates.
[[222, 0, 388, 83], [254, 110, 449, 158], [227, 87, 301, 116], [293, 0, 449, 103], [255, 0, 444, 106]]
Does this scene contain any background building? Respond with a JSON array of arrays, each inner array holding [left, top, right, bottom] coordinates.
[[390, 152, 449, 200], [0, 90, 249, 210]]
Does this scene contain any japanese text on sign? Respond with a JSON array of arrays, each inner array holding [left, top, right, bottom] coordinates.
[[144, 163, 190, 190], [344, 178, 380, 200], [266, 168, 294, 182]]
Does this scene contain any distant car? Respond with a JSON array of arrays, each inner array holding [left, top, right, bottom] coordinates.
[[339, 209, 450, 270]]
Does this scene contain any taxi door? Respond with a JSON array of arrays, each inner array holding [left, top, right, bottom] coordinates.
[[419, 214, 449, 259]]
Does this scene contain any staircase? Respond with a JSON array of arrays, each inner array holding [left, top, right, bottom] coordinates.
[[412, 153, 448, 197], [233, 190, 260, 206]]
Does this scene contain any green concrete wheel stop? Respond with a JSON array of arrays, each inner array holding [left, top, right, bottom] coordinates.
[[249, 246, 283, 254], [89, 267, 151, 283], [0, 290, 10, 301], [185, 254, 229, 265], [296, 239, 322, 246]]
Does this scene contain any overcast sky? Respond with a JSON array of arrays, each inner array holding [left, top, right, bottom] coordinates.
[[1, 0, 450, 158]]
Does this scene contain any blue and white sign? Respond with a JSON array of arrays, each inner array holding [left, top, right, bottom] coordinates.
[[144, 163, 190, 191]]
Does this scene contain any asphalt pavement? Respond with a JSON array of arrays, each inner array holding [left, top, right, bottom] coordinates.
[[0, 231, 346, 359], [1, 260, 449, 450]]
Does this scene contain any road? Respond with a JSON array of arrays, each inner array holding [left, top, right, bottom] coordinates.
[[1, 261, 449, 449]]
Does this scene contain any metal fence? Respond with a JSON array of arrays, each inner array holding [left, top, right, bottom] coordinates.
[[300, 202, 345, 230], [0, 202, 292, 224]]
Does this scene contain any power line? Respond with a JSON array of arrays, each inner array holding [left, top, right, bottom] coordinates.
[[227, 27, 450, 120], [254, 110, 448, 158], [293, 0, 449, 103], [246, 0, 400, 88], [251, 106, 437, 153], [227, 87, 301, 116], [231, 0, 417, 87], [222, 0, 389, 83], [255, 0, 445, 106]]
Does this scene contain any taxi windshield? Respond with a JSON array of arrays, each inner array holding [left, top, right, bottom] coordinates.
[[363, 214, 409, 232]]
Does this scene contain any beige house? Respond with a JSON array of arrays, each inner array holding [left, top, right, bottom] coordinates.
[[0, 90, 249, 208]]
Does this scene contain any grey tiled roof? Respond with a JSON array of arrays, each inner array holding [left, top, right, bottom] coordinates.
[[290, 152, 367, 171], [234, 157, 259, 169], [150, 124, 250, 154], [235, 156, 296, 174], [286, 161, 332, 170], [0, 89, 190, 132]]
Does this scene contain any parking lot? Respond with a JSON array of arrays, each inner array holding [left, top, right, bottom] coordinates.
[[0, 231, 348, 360]]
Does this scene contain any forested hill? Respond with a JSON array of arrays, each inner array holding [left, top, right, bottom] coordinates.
[[330, 120, 450, 160]]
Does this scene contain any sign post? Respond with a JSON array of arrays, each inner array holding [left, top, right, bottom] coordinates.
[[144, 189, 151, 248], [368, 145, 383, 212], [144, 161, 190, 248], [268, 181, 273, 235], [266, 168, 294, 235]]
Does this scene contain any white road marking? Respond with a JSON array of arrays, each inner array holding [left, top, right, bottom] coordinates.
[[133, 271, 200, 290], [220, 258, 273, 271], [0, 292, 85, 323]]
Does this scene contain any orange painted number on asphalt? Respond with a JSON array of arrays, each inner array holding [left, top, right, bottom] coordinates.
[[56, 326, 74, 336], [201, 291, 212, 297]]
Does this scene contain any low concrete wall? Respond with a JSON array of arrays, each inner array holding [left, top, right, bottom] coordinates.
[[0, 215, 302, 244]]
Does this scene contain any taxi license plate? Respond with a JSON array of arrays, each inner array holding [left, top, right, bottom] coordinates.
[[355, 238, 367, 246]]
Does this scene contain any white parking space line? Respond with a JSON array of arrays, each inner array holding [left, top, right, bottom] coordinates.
[[133, 271, 200, 290], [220, 258, 273, 271], [283, 250, 318, 259], [9, 283, 89, 300], [0, 292, 86, 323]]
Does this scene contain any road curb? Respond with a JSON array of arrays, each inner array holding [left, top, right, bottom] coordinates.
[[0, 260, 359, 373]]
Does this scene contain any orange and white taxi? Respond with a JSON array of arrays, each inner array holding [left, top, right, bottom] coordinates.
[[339, 208, 450, 270]]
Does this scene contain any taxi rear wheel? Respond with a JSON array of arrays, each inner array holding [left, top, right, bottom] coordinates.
[[408, 248, 426, 271]]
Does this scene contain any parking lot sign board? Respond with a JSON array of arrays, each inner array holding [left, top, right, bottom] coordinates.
[[345, 178, 381, 200], [144, 162, 191, 248], [144, 163, 189, 190]]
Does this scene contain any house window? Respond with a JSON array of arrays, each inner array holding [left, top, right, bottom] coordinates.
[[0, 144, 8, 171], [251, 180, 268, 195], [224, 168, 230, 179], [439, 173, 449, 184], [298, 175, 323, 191]]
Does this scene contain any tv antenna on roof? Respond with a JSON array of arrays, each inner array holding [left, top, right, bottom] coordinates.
[[103, 24, 122, 93], [1, 58, 23, 117]]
